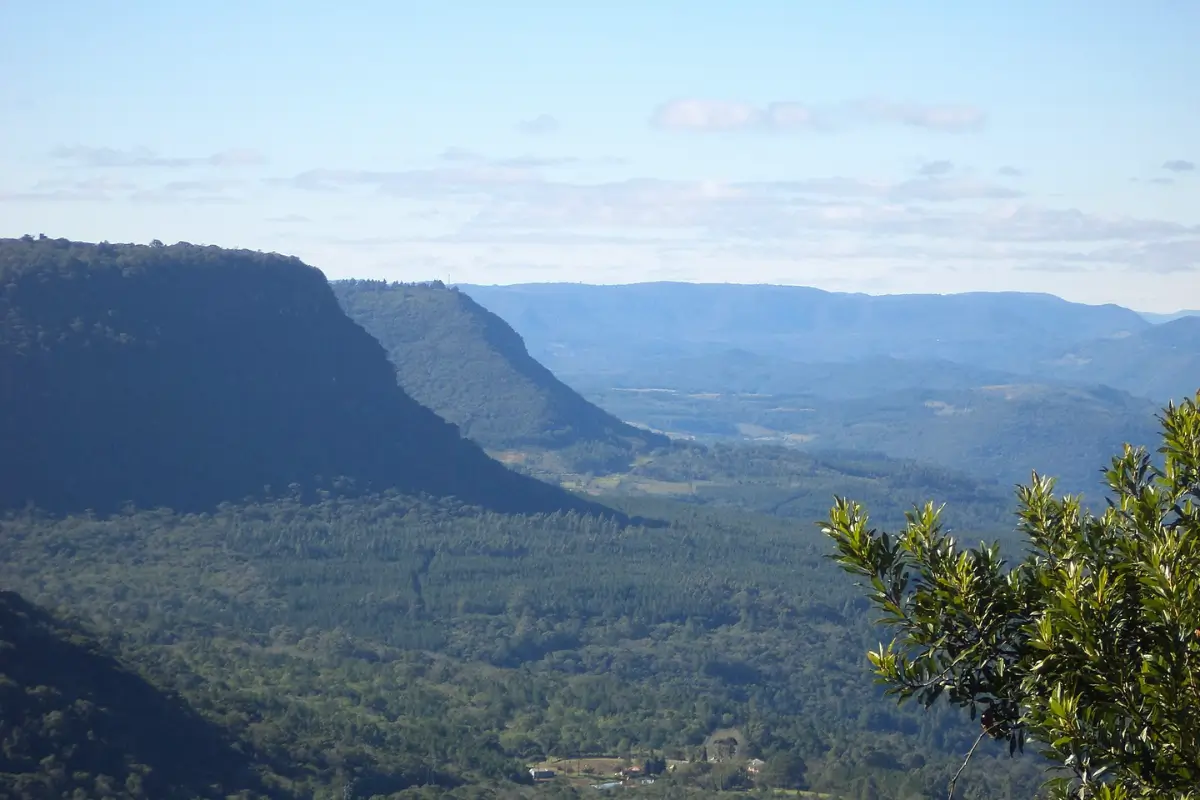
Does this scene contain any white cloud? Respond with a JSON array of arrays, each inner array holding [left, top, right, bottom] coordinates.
[[918, 160, 955, 176], [856, 99, 986, 132], [651, 99, 768, 132]]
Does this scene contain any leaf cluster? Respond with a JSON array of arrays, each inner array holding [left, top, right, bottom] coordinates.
[[825, 392, 1200, 798]]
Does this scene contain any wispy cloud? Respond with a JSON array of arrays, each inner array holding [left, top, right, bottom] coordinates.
[[436, 147, 621, 169], [264, 148, 1200, 280], [998, 166, 1024, 177], [1089, 239, 1200, 274], [650, 100, 810, 132], [517, 114, 560, 135], [1163, 159, 1195, 173], [650, 97, 986, 133], [128, 179, 241, 204], [0, 176, 134, 203], [51, 145, 266, 169], [857, 99, 986, 132], [917, 160, 955, 177], [1, 175, 242, 204]]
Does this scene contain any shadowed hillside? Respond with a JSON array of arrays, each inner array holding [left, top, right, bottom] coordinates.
[[0, 237, 606, 516], [334, 280, 667, 468], [0, 590, 269, 799]]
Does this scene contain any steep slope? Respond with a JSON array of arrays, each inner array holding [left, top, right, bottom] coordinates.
[[0, 590, 269, 799], [332, 280, 667, 457], [460, 282, 1149, 377], [0, 237, 603, 515], [1039, 316, 1200, 402]]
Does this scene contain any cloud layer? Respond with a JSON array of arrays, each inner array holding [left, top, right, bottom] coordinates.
[[650, 98, 986, 133], [263, 152, 1197, 280], [51, 146, 266, 169]]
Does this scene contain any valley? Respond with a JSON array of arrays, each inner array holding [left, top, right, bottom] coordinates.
[[0, 237, 1192, 800]]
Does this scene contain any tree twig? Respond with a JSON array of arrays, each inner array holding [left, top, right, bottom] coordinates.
[[948, 726, 991, 800]]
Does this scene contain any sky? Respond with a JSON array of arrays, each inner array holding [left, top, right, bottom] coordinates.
[[1, 1, 1198, 311]]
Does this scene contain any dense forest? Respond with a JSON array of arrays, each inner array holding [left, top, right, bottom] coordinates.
[[0, 236, 602, 516], [333, 280, 666, 472], [0, 491, 1050, 799], [0, 590, 269, 798]]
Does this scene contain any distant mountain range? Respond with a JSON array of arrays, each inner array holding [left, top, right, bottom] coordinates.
[[333, 280, 666, 470], [460, 282, 1148, 377], [460, 281, 1197, 405], [1038, 316, 1200, 402], [0, 237, 604, 516], [456, 282, 1192, 493], [1139, 309, 1200, 324]]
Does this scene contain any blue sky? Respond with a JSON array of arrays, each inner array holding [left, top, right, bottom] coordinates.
[[2, 1, 1198, 310]]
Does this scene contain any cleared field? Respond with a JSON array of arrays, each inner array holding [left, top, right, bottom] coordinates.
[[529, 757, 627, 775]]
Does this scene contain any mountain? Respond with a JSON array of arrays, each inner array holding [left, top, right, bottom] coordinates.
[[0, 237, 604, 516], [332, 280, 667, 464], [1140, 309, 1200, 324], [0, 590, 269, 798], [459, 282, 1149, 377], [1037, 316, 1200, 402]]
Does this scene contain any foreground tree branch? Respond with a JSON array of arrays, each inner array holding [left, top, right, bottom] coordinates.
[[823, 392, 1200, 800]]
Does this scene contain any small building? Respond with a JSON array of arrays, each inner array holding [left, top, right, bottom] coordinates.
[[746, 758, 766, 775], [529, 768, 556, 781]]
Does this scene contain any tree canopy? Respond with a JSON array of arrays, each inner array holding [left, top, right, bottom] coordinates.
[[825, 392, 1200, 799]]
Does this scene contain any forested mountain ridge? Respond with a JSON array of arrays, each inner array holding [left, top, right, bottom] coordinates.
[[0, 236, 606, 516], [333, 280, 667, 468]]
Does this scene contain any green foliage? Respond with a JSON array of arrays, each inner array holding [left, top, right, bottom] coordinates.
[[0, 491, 1049, 799], [0, 237, 601, 516], [824, 393, 1200, 798], [0, 590, 269, 799], [608, 442, 1016, 532], [332, 279, 666, 465]]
